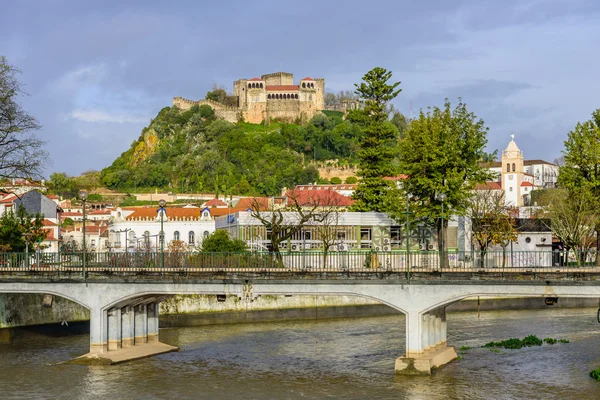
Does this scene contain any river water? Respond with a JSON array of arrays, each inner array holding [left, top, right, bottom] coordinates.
[[1, 308, 600, 399]]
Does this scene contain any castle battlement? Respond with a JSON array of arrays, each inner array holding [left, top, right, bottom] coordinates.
[[173, 72, 325, 124]]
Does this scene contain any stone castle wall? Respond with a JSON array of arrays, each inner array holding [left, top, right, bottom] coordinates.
[[173, 73, 329, 124]]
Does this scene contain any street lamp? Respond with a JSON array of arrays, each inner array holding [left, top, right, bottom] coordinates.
[[402, 193, 413, 281], [437, 192, 447, 268], [158, 199, 166, 270], [79, 190, 88, 279]]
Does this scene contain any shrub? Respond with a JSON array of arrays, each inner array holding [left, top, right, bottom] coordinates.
[[345, 176, 358, 184], [543, 338, 557, 344], [330, 177, 342, 184], [590, 367, 600, 381]]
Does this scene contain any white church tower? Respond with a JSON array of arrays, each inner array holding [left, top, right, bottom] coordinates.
[[501, 135, 524, 206]]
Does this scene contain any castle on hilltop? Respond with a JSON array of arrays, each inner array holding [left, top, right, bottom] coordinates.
[[173, 72, 358, 124]]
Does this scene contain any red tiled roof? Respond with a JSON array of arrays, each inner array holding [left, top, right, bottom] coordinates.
[[126, 208, 202, 220], [475, 182, 502, 190], [0, 194, 18, 204], [248, 77, 262, 81], [384, 175, 408, 181], [61, 212, 83, 217], [286, 189, 354, 207], [42, 219, 57, 226], [89, 209, 111, 215], [204, 198, 227, 207], [266, 85, 299, 91], [521, 182, 534, 187], [235, 197, 273, 211], [302, 77, 315, 81]]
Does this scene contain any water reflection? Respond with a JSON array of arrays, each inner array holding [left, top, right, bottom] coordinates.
[[1, 308, 599, 399]]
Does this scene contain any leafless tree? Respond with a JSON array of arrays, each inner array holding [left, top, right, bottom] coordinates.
[[0, 56, 48, 179], [250, 191, 338, 266], [467, 189, 518, 267]]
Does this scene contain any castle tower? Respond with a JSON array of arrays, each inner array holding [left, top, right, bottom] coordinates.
[[501, 136, 524, 206]]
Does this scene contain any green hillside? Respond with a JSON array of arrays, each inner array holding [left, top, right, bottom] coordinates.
[[100, 105, 365, 196]]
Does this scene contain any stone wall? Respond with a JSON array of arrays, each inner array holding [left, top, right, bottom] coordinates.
[[0, 293, 89, 329]]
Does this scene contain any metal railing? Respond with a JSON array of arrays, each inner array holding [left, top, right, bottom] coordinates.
[[0, 250, 598, 280]]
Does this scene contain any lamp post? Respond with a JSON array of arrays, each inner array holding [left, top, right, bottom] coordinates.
[[79, 190, 88, 279], [402, 193, 413, 281], [158, 199, 166, 270], [437, 192, 447, 269]]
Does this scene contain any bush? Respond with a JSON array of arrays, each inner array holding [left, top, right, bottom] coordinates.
[[345, 176, 358, 184], [590, 367, 600, 381], [543, 338, 557, 344], [201, 230, 247, 253], [483, 335, 543, 350], [330, 177, 342, 184]]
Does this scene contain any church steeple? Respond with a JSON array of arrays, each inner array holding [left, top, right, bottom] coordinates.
[[501, 135, 524, 206]]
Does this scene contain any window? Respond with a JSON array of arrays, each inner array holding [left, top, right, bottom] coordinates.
[[509, 187, 513, 192], [128, 231, 134, 246], [512, 163, 516, 172], [302, 231, 312, 241], [114, 232, 121, 247], [506, 164, 510, 172], [144, 231, 150, 246], [189, 231, 195, 245], [203, 231, 210, 238], [390, 226, 402, 245], [360, 228, 372, 248], [174, 231, 180, 241], [91, 239, 96, 247], [336, 231, 346, 240]]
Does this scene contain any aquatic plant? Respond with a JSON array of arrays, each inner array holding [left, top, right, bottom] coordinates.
[[590, 367, 600, 382], [543, 338, 557, 344]]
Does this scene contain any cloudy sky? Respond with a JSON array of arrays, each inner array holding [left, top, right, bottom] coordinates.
[[2, 0, 599, 176]]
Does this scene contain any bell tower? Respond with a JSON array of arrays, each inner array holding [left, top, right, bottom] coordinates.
[[501, 135, 524, 206]]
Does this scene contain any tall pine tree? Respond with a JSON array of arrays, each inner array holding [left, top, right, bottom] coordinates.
[[349, 67, 401, 212]]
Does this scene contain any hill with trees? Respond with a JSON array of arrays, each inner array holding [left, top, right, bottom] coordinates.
[[98, 103, 399, 197]]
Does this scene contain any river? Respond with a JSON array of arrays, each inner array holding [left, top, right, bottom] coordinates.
[[1, 308, 599, 399]]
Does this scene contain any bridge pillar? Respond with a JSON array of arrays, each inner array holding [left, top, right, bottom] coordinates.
[[396, 308, 457, 375], [147, 302, 159, 343], [107, 308, 122, 351], [134, 304, 147, 345], [121, 305, 135, 347], [89, 307, 107, 354]]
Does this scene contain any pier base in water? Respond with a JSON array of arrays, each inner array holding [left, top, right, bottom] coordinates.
[[71, 342, 179, 365], [395, 345, 458, 375]]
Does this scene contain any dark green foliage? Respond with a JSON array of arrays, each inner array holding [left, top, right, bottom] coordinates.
[[330, 177, 342, 184], [0, 205, 47, 252], [559, 339, 570, 343], [349, 67, 402, 212], [345, 176, 358, 184], [458, 346, 472, 351], [543, 338, 557, 344], [201, 230, 247, 253], [590, 367, 600, 381], [61, 217, 74, 228], [483, 335, 548, 349], [100, 106, 365, 196]]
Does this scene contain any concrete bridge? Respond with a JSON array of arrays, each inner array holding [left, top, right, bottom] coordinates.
[[1, 251, 600, 374]]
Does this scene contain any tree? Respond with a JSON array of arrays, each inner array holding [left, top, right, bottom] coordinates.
[[397, 99, 491, 266], [0, 204, 47, 252], [467, 189, 518, 268], [250, 191, 336, 265], [390, 111, 408, 137], [0, 56, 48, 179], [537, 188, 598, 264], [557, 108, 600, 263], [48, 172, 78, 198], [201, 230, 247, 253], [349, 67, 402, 212]]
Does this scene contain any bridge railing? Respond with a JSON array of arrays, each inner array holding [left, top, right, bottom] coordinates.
[[0, 249, 597, 279]]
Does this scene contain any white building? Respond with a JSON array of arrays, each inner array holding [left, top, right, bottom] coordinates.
[[107, 207, 219, 252], [482, 137, 559, 207]]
